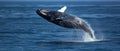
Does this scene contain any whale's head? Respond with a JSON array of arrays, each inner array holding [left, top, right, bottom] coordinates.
[[36, 9, 63, 21]]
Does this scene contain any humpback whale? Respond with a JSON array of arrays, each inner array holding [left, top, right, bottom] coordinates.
[[36, 6, 95, 39]]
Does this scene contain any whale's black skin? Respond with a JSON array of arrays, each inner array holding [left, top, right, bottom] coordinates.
[[36, 9, 94, 38]]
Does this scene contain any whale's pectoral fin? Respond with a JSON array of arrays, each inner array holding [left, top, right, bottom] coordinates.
[[58, 6, 67, 13]]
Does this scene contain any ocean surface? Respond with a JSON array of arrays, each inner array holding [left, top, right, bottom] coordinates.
[[0, 1, 120, 51]]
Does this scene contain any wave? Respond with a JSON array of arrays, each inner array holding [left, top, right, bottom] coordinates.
[[0, 13, 120, 18], [1, 5, 120, 7], [35, 39, 108, 45], [77, 14, 120, 18]]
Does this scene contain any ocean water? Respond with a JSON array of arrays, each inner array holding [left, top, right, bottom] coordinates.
[[0, 1, 120, 51]]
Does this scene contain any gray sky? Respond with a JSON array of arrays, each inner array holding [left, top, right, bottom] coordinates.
[[0, 0, 120, 1]]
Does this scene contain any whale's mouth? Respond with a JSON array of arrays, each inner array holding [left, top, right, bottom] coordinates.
[[40, 10, 48, 15], [36, 9, 48, 16]]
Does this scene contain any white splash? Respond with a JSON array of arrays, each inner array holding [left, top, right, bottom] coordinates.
[[82, 32, 95, 42]]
